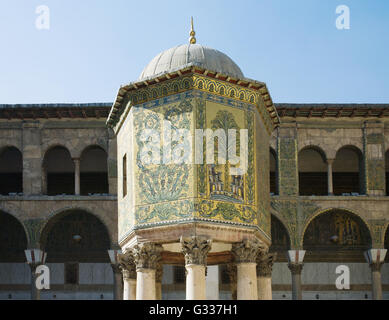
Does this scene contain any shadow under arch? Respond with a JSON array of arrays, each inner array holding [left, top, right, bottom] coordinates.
[[270, 214, 291, 262], [40, 208, 111, 263], [333, 145, 364, 195], [0, 210, 28, 262], [298, 146, 328, 196], [79, 145, 108, 195], [302, 208, 372, 262], [0, 146, 23, 195]]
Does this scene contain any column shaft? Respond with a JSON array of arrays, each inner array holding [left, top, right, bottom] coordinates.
[[327, 160, 334, 195], [74, 158, 80, 195], [113, 272, 123, 300], [257, 277, 272, 300], [371, 268, 382, 300], [136, 268, 156, 300], [123, 277, 137, 300], [291, 272, 302, 300], [237, 263, 257, 300], [186, 264, 206, 300]]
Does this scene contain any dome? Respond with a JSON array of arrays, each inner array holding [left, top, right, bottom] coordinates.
[[139, 44, 244, 80]]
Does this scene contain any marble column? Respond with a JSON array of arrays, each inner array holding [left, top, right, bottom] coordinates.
[[232, 239, 264, 300], [287, 250, 305, 300], [119, 252, 137, 300], [327, 159, 334, 195], [156, 263, 163, 300], [111, 264, 124, 300], [257, 252, 276, 300], [132, 243, 163, 300], [181, 236, 212, 300], [73, 158, 80, 195], [365, 249, 387, 300], [24, 249, 47, 300], [226, 263, 237, 300], [29, 264, 40, 300]]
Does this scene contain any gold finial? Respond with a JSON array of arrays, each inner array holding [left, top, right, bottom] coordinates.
[[189, 16, 196, 44]]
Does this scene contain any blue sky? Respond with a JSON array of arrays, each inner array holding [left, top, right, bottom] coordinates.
[[0, 0, 388, 104]]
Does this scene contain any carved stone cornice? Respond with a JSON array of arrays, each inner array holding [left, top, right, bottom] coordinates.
[[288, 263, 304, 275], [180, 236, 212, 266], [257, 253, 277, 278], [132, 242, 163, 270], [118, 252, 136, 279], [231, 239, 265, 264], [369, 262, 384, 272]]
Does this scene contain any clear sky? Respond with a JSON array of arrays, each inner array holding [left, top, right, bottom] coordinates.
[[0, 0, 388, 104]]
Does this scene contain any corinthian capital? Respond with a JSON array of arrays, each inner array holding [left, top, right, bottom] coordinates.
[[257, 253, 277, 277], [132, 242, 163, 270], [232, 238, 265, 264], [180, 236, 212, 266], [118, 251, 137, 279]]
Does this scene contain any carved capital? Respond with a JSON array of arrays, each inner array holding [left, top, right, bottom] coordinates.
[[231, 239, 265, 264], [118, 252, 137, 279], [180, 236, 212, 266], [257, 253, 277, 278], [132, 242, 163, 270], [288, 263, 304, 275]]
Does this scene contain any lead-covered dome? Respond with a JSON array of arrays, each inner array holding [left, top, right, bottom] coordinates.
[[139, 44, 244, 81]]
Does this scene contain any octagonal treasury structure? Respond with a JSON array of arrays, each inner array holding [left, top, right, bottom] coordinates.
[[107, 42, 280, 256]]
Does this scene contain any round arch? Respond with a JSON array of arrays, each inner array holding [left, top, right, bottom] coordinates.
[[333, 145, 364, 195], [298, 146, 328, 196], [0, 210, 28, 262], [0, 146, 23, 195], [302, 208, 372, 261], [40, 208, 111, 263], [79, 145, 108, 195], [42, 145, 75, 195], [270, 213, 291, 253]]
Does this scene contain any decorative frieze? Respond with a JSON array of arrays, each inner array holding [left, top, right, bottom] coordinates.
[[180, 236, 212, 266], [132, 243, 163, 270]]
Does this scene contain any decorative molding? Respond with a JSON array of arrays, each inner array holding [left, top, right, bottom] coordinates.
[[180, 235, 212, 266]]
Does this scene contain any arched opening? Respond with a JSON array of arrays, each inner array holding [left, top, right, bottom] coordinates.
[[42, 210, 110, 263], [298, 147, 327, 196], [270, 148, 277, 195], [0, 211, 27, 262], [41, 210, 111, 288], [43, 146, 74, 195], [333, 147, 363, 195], [80, 146, 108, 195], [270, 214, 290, 258], [303, 209, 371, 261], [0, 147, 23, 195]]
